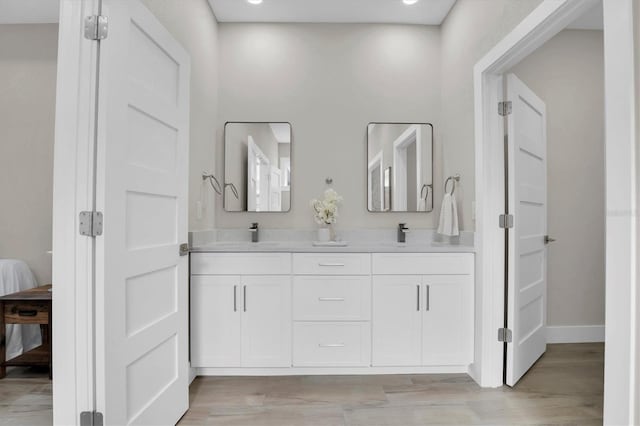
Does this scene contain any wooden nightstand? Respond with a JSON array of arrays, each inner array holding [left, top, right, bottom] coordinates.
[[0, 285, 52, 379]]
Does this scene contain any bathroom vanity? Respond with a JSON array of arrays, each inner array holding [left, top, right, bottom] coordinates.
[[190, 243, 474, 376]]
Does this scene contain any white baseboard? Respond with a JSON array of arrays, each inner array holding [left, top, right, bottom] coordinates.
[[546, 325, 605, 343]]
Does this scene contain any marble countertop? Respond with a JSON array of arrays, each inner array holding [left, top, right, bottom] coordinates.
[[190, 240, 475, 253]]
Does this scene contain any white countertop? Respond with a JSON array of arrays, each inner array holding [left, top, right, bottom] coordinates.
[[190, 240, 475, 253]]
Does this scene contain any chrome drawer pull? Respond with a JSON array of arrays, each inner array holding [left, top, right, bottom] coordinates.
[[318, 343, 345, 348], [426, 285, 430, 311], [318, 263, 345, 267], [318, 297, 345, 302], [233, 285, 237, 312]]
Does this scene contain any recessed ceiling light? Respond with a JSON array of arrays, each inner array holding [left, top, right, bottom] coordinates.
[[247, 0, 263, 4], [403, 0, 419, 4]]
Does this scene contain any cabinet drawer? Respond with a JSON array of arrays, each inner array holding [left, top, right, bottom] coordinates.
[[191, 253, 291, 275], [293, 276, 370, 321], [293, 322, 371, 367], [3, 301, 49, 324], [372, 253, 474, 275], [293, 253, 370, 275]]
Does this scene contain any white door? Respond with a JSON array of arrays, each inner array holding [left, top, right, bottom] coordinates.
[[372, 276, 422, 366], [269, 167, 282, 211], [422, 276, 473, 366], [95, 0, 191, 423], [241, 276, 291, 367], [190, 276, 241, 367], [247, 136, 258, 211], [505, 73, 548, 386]]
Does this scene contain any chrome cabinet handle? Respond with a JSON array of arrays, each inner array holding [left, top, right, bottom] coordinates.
[[318, 263, 345, 267], [318, 343, 345, 348], [318, 297, 345, 302], [426, 285, 430, 311], [234, 285, 237, 312], [243, 285, 247, 312], [417, 285, 420, 311]]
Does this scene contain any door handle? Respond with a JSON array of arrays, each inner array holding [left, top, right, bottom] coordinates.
[[417, 285, 420, 311], [426, 285, 430, 311], [544, 235, 556, 244], [233, 285, 237, 312], [318, 297, 345, 302], [179, 243, 189, 256], [318, 263, 345, 267], [243, 285, 247, 312]]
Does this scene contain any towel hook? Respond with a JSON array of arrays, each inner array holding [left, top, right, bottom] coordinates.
[[444, 174, 461, 196], [225, 182, 239, 199], [202, 172, 223, 195], [420, 184, 433, 200]]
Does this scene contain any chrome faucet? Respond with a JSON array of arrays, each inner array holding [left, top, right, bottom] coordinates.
[[249, 222, 259, 243], [398, 223, 409, 243]]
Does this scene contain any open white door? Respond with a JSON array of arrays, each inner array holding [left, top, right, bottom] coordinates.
[[95, 0, 190, 424], [505, 73, 547, 387]]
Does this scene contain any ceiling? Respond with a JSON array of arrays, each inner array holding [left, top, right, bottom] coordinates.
[[0, 0, 59, 24], [566, 1, 603, 30], [207, 0, 457, 25]]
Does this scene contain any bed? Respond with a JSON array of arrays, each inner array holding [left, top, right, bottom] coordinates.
[[0, 259, 42, 360]]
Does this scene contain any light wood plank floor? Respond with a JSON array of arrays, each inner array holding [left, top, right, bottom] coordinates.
[[179, 344, 603, 425], [0, 344, 603, 425]]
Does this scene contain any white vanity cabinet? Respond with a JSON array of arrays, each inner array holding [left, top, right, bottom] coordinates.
[[292, 253, 372, 367], [190, 254, 292, 368], [372, 253, 474, 367], [190, 251, 474, 374]]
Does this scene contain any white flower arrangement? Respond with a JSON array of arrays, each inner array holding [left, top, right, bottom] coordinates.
[[310, 189, 343, 226]]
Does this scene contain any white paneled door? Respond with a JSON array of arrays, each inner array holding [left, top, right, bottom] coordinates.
[[505, 73, 547, 387], [95, 0, 190, 424]]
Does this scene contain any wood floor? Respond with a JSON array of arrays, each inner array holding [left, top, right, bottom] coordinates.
[[179, 344, 603, 425], [0, 344, 603, 425]]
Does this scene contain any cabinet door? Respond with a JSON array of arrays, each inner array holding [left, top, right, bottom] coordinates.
[[241, 276, 292, 367], [190, 276, 241, 367], [422, 275, 473, 366], [372, 275, 422, 366]]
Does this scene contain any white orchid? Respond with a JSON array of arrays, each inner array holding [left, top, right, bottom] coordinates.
[[310, 189, 343, 225]]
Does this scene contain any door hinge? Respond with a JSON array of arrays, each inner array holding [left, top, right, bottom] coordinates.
[[84, 15, 108, 40], [498, 328, 513, 343], [80, 411, 104, 426], [498, 101, 512, 116], [79, 211, 103, 237], [499, 214, 514, 229]]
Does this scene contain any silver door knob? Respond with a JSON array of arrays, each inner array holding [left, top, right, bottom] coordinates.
[[544, 235, 556, 244]]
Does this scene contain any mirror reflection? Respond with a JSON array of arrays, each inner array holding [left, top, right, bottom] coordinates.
[[224, 122, 292, 212], [367, 123, 433, 212]]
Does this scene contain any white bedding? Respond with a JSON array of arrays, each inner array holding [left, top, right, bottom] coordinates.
[[0, 259, 43, 360]]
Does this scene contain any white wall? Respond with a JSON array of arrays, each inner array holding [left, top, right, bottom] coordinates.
[[141, 0, 219, 231], [0, 24, 58, 285], [215, 23, 442, 230], [510, 30, 605, 328], [440, 0, 544, 230]]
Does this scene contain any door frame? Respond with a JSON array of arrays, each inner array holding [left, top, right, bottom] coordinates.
[[474, 0, 637, 424], [368, 151, 383, 211], [392, 125, 422, 211], [52, 0, 101, 424]]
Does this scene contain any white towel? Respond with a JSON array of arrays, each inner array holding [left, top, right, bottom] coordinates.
[[437, 193, 459, 237]]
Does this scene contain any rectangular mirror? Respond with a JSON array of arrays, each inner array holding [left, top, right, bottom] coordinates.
[[224, 122, 292, 212], [367, 123, 433, 212]]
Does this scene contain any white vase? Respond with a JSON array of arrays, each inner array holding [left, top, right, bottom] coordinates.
[[317, 227, 331, 242]]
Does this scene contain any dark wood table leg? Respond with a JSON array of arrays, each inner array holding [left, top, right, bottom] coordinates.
[[47, 303, 52, 380], [0, 300, 5, 379]]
